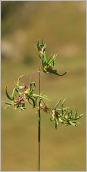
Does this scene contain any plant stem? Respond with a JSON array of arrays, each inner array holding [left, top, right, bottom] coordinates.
[[38, 65, 41, 171]]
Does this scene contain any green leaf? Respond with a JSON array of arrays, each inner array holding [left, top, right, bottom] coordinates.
[[10, 88, 15, 100], [47, 54, 57, 66], [28, 97, 36, 108], [51, 70, 68, 76], [42, 52, 47, 63], [69, 121, 78, 126], [15, 74, 25, 87], [54, 98, 62, 108], [5, 86, 13, 101], [4, 105, 11, 109], [5, 102, 13, 105]]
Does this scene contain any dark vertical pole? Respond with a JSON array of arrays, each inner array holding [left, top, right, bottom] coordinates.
[[38, 69, 40, 171]]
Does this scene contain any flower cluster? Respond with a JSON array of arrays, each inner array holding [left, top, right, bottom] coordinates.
[[5, 75, 51, 112], [5, 75, 37, 111]]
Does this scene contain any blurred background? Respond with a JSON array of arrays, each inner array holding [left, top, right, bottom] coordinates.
[[1, 1, 86, 171]]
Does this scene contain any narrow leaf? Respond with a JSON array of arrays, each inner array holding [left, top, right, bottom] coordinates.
[[5, 86, 13, 101]]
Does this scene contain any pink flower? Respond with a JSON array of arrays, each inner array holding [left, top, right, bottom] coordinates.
[[19, 84, 28, 90]]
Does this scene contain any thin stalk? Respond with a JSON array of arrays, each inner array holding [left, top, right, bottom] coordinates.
[[28, 71, 38, 83], [38, 65, 41, 171]]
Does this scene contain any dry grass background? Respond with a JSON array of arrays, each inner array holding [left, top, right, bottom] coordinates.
[[1, 1, 86, 171]]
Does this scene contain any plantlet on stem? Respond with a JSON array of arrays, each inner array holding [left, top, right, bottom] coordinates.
[[35, 40, 68, 76]]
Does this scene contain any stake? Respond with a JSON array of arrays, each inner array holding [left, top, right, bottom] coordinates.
[[38, 66, 41, 171]]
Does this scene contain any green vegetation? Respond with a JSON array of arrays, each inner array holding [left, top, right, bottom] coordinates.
[[2, 1, 86, 171]]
